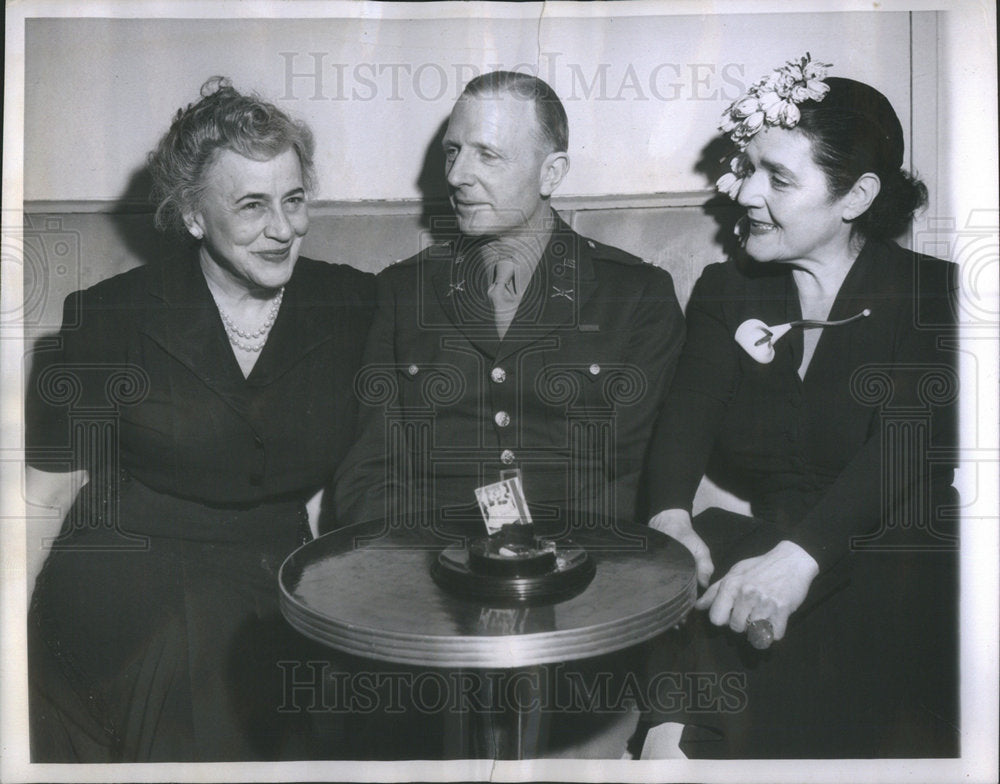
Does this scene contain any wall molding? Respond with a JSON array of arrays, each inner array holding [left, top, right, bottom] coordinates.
[[23, 191, 717, 216]]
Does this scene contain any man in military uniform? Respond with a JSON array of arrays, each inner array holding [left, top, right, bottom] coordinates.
[[333, 70, 683, 530]]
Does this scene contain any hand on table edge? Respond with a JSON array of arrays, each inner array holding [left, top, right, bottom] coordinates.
[[649, 508, 714, 588]]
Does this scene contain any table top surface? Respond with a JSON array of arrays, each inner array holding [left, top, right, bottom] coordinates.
[[279, 511, 695, 668]]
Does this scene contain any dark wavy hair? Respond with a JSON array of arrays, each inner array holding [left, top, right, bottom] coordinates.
[[460, 70, 569, 154], [795, 77, 927, 240], [148, 77, 316, 235]]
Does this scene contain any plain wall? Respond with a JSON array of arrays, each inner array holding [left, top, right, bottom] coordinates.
[[25, 12, 917, 203]]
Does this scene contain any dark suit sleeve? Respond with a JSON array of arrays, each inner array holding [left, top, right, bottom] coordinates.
[[330, 270, 400, 527], [791, 259, 959, 571], [630, 266, 685, 404], [620, 266, 684, 515], [644, 264, 740, 517]]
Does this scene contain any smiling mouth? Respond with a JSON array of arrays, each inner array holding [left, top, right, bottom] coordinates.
[[747, 219, 777, 235], [254, 247, 293, 262]]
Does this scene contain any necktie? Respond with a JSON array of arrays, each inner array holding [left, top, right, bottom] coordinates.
[[488, 259, 519, 338]]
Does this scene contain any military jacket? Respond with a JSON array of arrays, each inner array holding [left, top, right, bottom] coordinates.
[[333, 212, 683, 527]]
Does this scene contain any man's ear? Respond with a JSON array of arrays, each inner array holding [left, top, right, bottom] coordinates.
[[539, 151, 570, 197], [842, 172, 881, 221], [183, 211, 205, 241]]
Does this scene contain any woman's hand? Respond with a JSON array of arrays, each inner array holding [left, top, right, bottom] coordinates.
[[649, 508, 714, 588], [695, 539, 819, 641]]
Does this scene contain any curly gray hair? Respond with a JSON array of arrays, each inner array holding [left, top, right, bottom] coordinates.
[[148, 77, 316, 235]]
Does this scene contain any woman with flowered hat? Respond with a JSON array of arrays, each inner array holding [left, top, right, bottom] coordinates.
[[638, 56, 958, 758]]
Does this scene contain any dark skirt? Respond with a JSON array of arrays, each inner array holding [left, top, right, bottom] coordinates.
[[28, 475, 336, 762], [642, 508, 959, 758]]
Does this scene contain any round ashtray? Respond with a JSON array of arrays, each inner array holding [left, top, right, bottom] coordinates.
[[467, 537, 557, 577], [431, 536, 595, 605]]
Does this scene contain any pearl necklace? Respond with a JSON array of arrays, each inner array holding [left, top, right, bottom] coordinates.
[[214, 287, 284, 353]]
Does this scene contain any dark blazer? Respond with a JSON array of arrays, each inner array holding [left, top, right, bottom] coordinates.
[[26, 255, 375, 506], [333, 212, 684, 527], [26, 255, 375, 762], [645, 237, 958, 571], [640, 239, 960, 757]]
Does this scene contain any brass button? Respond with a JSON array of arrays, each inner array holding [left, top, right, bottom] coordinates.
[[589, 363, 601, 375], [500, 449, 515, 464], [494, 411, 510, 427], [491, 367, 506, 383], [407, 364, 419, 376]]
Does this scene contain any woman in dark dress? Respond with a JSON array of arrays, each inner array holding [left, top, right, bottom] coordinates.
[[640, 57, 958, 758], [26, 78, 374, 761]]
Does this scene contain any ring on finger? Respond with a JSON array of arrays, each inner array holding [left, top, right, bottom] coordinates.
[[746, 618, 775, 650]]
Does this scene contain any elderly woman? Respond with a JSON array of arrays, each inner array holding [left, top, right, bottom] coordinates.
[[26, 78, 374, 761], [640, 57, 958, 758]]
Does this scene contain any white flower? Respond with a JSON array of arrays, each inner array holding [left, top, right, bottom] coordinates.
[[772, 70, 797, 97], [763, 97, 788, 124], [732, 96, 760, 118], [758, 91, 782, 111], [790, 84, 811, 103], [716, 172, 743, 200], [735, 319, 778, 363], [777, 101, 800, 127], [783, 61, 805, 82], [735, 319, 794, 364], [807, 79, 830, 100], [720, 114, 739, 133], [736, 307, 871, 364], [743, 111, 765, 134], [719, 55, 831, 148], [802, 59, 830, 81], [792, 79, 829, 102]]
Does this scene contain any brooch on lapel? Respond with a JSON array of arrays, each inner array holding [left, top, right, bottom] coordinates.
[[735, 308, 871, 363]]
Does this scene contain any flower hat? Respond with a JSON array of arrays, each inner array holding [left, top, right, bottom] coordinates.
[[716, 53, 832, 199]]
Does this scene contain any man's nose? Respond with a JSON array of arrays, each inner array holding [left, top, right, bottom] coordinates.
[[446, 148, 474, 188]]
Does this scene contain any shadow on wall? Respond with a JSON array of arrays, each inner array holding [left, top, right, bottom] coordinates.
[[416, 117, 458, 246], [695, 133, 745, 263], [112, 164, 183, 270], [22, 164, 180, 393]]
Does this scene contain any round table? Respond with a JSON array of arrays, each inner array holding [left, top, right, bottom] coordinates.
[[278, 511, 696, 757]]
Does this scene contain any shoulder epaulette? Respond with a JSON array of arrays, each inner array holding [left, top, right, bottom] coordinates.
[[581, 236, 648, 267]]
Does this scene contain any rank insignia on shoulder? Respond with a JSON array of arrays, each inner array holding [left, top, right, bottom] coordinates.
[[427, 242, 454, 261]]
